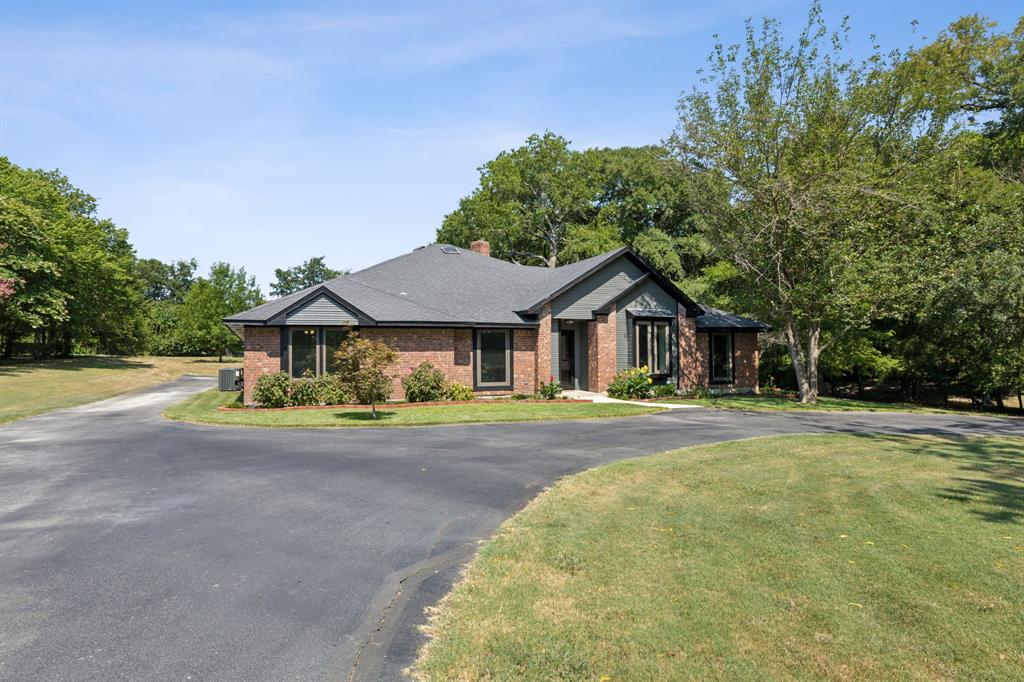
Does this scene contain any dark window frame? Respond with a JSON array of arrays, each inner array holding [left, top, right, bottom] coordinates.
[[473, 328, 513, 390], [709, 331, 735, 384], [633, 317, 673, 377], [283, 325, 354, 378]]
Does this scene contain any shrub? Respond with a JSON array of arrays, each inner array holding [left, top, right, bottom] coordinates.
[[402, 361, 449, 402], [607, 366, 653, 400], [510, 392, 530, 400], [288, 371, 322, 406], [252, 371, 291, 408], [652, 383, 677, 398], [538, 376, 562, 400], [446, 382, 475, 401], [313, 373, 353, 405]]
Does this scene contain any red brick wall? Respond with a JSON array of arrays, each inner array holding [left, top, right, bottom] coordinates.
[[733, 332, 759, 389], [677, 304, 707, 390], [243, 326, 281, 405], [535, 304, 553, 388], [587, 303, 617, 393]]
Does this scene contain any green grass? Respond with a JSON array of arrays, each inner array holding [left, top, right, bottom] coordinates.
[[164, 388, 662, 428], [0, 356, 242, 424], [667, 393, 999, 415], [414, 434, 1024, 681]]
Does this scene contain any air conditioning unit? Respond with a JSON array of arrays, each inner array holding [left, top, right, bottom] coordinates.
[[219, 367, 243, 391]]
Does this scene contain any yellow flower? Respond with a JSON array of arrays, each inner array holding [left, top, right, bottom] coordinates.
[[647, 377, 653, 383]]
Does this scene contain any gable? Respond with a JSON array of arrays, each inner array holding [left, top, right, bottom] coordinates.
[[618, 277, 676, 317], [550, 256, 644, 320], [276, 293, 360, 326]]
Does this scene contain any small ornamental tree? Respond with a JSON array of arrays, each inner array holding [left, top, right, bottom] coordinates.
[[332, 333, 397, 418]]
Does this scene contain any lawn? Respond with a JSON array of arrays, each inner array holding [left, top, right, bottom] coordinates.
[[164, 388, 662, 428], [0, 356, 241, 424], [667, 393, 1014, 415], [414, 434, 1024, 681]]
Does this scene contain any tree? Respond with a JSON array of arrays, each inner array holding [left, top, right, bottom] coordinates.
[[175, 262, 263, 359], [0, 157, 146, 357], [669, 3, 962, 402], [270, 256, 346, 297], [438, 132, 596, 267], [331, 333, 397, 418], [136, 257, 197, 302]]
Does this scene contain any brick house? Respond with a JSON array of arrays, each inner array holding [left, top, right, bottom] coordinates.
[[224, 241, 768, 405]]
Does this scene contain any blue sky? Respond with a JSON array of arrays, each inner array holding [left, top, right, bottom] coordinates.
[[2, 1, 1020, 292]]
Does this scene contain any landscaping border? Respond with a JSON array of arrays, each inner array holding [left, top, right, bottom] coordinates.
[[218, 398, 594, 412]]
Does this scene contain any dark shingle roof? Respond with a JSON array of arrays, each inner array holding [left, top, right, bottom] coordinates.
[[696, 306, 771, 331], [225, 244, 767, 331]]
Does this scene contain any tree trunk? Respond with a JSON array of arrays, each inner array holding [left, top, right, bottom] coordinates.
[[1017, 391, 1022, 410], [371, 402, 377, 419], [781, 312, 813, 403], [805, 321, 821, 403], [854, 364, 865, 400]]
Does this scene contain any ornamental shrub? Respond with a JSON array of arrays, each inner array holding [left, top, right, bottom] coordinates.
[[607, 366, 653, 400], [652, 383, 677, 398], [332, 333, 397, 418], [252, 371, 291, 408], [538, 376, 562, 400], [445, 382, 475, 401], [402, 361, 449, 402], [313, 373, 353, 405], [288, 371, 322, 406]]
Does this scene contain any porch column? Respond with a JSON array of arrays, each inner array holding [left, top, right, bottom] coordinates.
[[535, 303, 552, 392], [588, 302, 617, 393]]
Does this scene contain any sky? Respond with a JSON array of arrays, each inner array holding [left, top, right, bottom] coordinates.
[[2, 0, 1020, 293]]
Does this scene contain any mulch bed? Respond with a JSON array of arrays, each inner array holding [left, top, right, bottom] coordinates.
[[218, 398, 593, 412]]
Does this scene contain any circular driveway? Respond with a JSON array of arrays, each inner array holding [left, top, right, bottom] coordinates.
[[1, 377, 1021, 681]]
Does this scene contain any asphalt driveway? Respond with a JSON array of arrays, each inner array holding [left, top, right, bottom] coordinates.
[[1, 377, 1021, 681]]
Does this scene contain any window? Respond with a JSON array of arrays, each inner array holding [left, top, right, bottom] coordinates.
[[290, 327, 318, 378], [322, 327, 349, 374], [635, 320, 671, 374], [710, 332, 733, 383], [476, 329, 511, 387]]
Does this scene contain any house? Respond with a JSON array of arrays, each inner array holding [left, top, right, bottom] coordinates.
[[224, 240, 769, 405]]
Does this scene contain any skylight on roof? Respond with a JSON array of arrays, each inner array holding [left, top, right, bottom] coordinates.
[[440, 245, 460, 254]]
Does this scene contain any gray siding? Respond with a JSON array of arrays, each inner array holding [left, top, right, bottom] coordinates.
[[550, 257, 643, 320], [550, 319, 560, 379], [283, 294, 360, 326], [615, 279, 678, 373]]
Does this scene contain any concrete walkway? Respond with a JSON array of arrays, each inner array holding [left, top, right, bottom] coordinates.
[[562, 388, 698, 409]]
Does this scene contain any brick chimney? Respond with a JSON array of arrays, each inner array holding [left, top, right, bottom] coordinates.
[[469, 239, 491, 257]]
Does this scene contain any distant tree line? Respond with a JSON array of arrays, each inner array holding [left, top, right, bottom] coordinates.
[[438, 7, 1024, 408], [1, 157, 344, 359]]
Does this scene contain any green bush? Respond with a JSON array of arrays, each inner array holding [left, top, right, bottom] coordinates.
[[313, 373, 353, 405], [538, 377, 562, 400], [652, 383, 677, 398], [402, 361, 449, 402], [252, 371, 291, 408], [288, 371, 322, 406], [445, 382, 475, 401], [607, 366, 653, 400], [510, 393, 530, 400]]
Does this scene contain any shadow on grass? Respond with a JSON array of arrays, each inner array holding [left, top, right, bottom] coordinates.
[[874, 435, 1024, 524], [0, 356, 156, 376], [331, 410, 398, 423]]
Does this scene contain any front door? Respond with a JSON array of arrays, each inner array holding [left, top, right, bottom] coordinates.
[[559, 330, 576, 388]]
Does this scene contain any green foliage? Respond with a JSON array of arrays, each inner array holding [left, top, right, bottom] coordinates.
[[312, 373, 354, 406], [172, 262, 263, 358], [445, 382, 476, 402], [270, 256, 346, 297], [332, 333, 398, 417], [651, 383, 677, 399], [402, 361, 449, 402], [288, 371, 322, 407], [135, 257, 197, 303], [252, 371, 291, 408], [607, 366, 654, 400], [537, 377, 563, 400], [0, 157, 146, 357]]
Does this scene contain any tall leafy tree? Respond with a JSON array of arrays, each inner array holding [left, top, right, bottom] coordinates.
[[669, 3, 964, 402], [175, 263, 263, 359], [270, 256, 346, 297]]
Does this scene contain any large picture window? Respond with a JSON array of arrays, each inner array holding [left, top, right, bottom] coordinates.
[[710, 332, 734, 383], [635, 320, 670, 374], [290, 327, 318, 378], [322, 327, 349, 374], [476, 329, 511, 387]]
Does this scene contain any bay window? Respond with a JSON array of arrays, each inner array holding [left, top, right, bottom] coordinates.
[[635, 320, 671, 375]]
